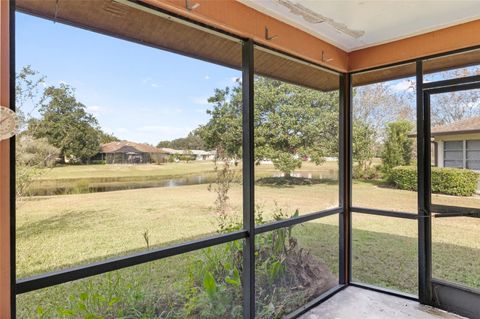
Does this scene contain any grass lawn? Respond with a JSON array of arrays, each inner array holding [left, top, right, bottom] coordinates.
[[16, 161, 480, 317], [36, 161, 339, 180]]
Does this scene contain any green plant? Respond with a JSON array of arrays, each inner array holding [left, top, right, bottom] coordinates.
[[198, 77, 339, 176], [142, 229, 150, 249], [352, 122, 376, 179], [381, 120, 414, 177], [208, 157, 241, 233], [390, 166, 479, 196], [43, 273, 154, 319], [352, 163, 381, 180]]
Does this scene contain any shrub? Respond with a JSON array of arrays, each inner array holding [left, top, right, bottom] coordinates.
[[381, 120, 414, 175], [390, 166, 479, 196], [352, 163, 381, 180]]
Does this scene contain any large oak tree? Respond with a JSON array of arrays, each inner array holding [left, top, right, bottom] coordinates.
[[198, 77, 339, 176]]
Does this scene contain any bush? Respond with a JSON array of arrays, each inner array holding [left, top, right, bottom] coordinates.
[[390, 166, 479, 196], [380, 120, 414, 175], [352, 163, 381, 180]]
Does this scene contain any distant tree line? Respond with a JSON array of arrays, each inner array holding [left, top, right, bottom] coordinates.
[[157, 132, 205, 150]]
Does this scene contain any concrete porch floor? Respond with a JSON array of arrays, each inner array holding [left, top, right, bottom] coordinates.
[[299, 287, 465, 319]]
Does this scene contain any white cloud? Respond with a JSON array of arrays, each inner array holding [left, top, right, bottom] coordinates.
[[115, 128, 129, 134], [157, 107, 184, 115], [86, 105, 108, 116], [204, 75, 211, 80], [196, 108, 209, 114], [230, 76, 240, 83], [141, 77, 152, 84], [142, 77, 162, 88], [136, 125, 192, 137], [192, 96, 211, 105]]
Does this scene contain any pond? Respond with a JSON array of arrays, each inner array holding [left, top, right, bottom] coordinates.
[[28, 169, 339, 196], [29, 175, 218, 196]]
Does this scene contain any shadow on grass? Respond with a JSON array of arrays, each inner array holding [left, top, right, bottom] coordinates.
[[16, 209, 104, 240]]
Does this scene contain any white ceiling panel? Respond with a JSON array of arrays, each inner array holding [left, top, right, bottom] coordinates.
[[239, 0, 480, 51]]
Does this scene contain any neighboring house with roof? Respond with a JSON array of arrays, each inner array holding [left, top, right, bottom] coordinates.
[[94, 141, 168, 164], [431, 116, 480, 170], [190, 150, 216, 161], [160, 148, 216, 161]]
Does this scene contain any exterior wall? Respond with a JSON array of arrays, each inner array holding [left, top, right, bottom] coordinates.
[[437, 140, 444, 168], [349, 19, 480, 72], [434, 133, 480, 169], [434, 133, 480, 142]]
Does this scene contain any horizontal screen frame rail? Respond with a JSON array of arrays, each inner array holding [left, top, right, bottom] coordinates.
[[254, 207, 343, 235], [16, 230, 247, 294], [351, 207, 419, 219]]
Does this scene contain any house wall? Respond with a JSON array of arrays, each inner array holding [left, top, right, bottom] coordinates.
[[434, 133, 480, 169], [437, 141, 444, 168]]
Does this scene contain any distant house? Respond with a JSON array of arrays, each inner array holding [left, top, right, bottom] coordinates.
[[190, 150, 216, 161], [431, 117, 480, 170], [94, 141, 168, 164], [160, 148, 216, 161]]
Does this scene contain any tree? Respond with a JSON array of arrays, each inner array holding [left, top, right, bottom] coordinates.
[[352, 121, 376, 179], [15, 65, 46, 130], [198, 77, 339, 176], [381, 120, 414, 175], [430, 67, 480, 126], [198, 84, 243, 160], [254, 77, 339, 177], [17, 134, 60, 168], [157, 131, 205, 150], [98, 130, 119, 144], [29, 84, 101, 162], [353, 82, 415, 133]]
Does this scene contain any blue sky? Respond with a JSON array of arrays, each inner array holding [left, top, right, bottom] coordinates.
[[16, 12, 240, 145]]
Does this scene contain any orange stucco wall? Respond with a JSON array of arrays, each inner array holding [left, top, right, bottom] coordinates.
[[349, 19, 480, 71], [0, 0, 11, 317]]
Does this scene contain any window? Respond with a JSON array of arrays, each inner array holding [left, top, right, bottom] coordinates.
[[253, 46, 340, 223], [17, 241, 245, 318], [16, 11, 243, 279], [352, 214, 418, 295], [351, 63, 418, 214], [423, 48, 480, 83], [255, 218, 339, 318], [444, 141, 464, 168], [15, 3, 346, 318], [467, 140, 480, 170], [441, 140, 480, 170]]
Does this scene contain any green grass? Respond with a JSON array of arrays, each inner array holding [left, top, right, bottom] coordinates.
[[16, 161, 480, 317], [36, 161, 338, 181]]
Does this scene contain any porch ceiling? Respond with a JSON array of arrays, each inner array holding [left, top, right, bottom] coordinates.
[[239, 0, 480, 52], [14, 0, 480, 88], [15, 0, 340, 91]]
